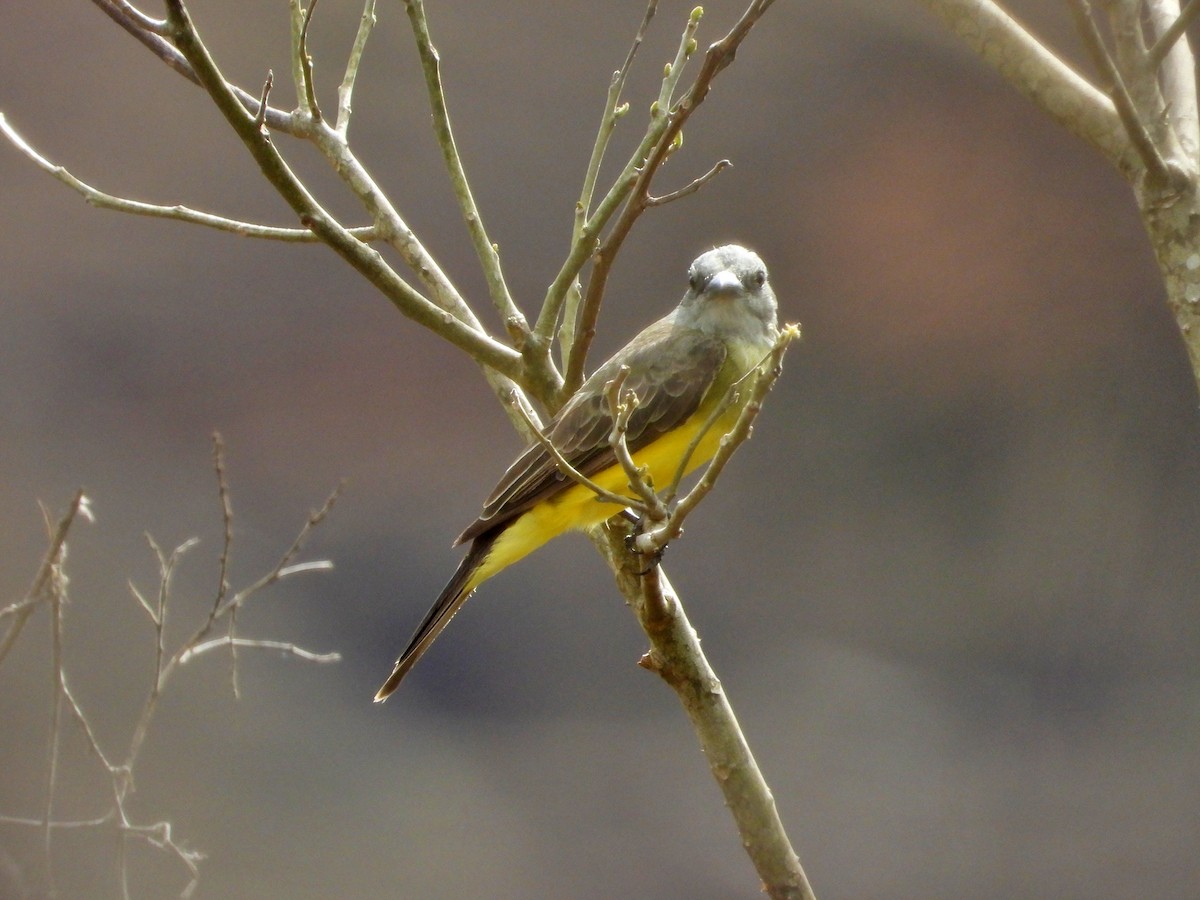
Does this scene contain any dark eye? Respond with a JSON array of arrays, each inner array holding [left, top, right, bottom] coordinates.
[[750, 269, 766, 288], [689, 271, 704, 292]]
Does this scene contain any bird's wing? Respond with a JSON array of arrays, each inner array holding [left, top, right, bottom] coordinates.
[[455, 318, 726, 544]]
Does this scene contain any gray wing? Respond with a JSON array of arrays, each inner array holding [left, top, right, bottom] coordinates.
[[455, 317, 726, 544]]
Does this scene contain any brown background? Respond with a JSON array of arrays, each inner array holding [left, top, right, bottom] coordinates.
[[1, 2, 1197, 897]]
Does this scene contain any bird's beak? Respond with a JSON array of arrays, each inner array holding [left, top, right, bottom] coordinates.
[[704, 269, 743, 298]]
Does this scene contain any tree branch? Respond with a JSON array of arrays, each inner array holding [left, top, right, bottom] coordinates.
[[336, 0, 377, 135], [402, 0, 531, 356], [89, 0, 298, 133], [565, 1, 777, 397], [1146, 0, 1200, 173], [1068, 0, 1176, 187], [914, 0, 1140, 176], [595, 535, 816, 900], [558, 0, 659, 380], [646, 158, 732, 206], [509, 394, 642, 509], [0, 490, 87, 668], [0, 113, 382, 240], [1148, 0, 1200, 69], [161, 0, 525, 382]]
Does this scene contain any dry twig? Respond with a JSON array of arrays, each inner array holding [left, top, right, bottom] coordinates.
[[0, 444, 339, 897]]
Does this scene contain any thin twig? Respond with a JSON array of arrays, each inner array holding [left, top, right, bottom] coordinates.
[[1068, 0, 1174, 186], [579, 0, 658, 221], [298, 0, 323, 121], [402, 0, 529, 350], [213, 484, 342, 623], [252, 70, 273, 132], [0, 812, 116, 829], [94, 0, 517, 381], [537, 5, 702, 383], [565, 3, 776, 395], [336, 0, 377, 135], [91, 0, 194, 77], [603, 368, 669, 517], [91, 0, 296, 132], [0, 491, 86, 668], [162, 0, 525, 382], [1148, 0, 1200, 68], [559, 1, 660, 378], [647, 159, 731, 206], [211, 433, 234, 616], [179, 637, 342, 665], [43, 546, 68, 893], [0, 113, 379, 241], [105, 0, 169, 34], [509, 395, 643, 510], [210, 433, 239, 695]]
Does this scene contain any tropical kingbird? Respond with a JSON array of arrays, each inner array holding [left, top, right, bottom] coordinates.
[[375, 244, 779, 700]]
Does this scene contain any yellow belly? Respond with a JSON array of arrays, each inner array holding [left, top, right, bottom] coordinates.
[[473, 399, 743, 589]]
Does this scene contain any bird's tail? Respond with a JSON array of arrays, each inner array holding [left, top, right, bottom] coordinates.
[[374, 532, 496, 702]]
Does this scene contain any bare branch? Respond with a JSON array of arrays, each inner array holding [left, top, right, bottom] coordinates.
[[90, 0, 297, 132], [211, 432, 234, 617], [596, 537, 816, 900], [1146, 0, 1200, 170], [162, 0, 524, 382], [298, 0, 323, 121], [537, 5, 706, 382], [402, 0, 529, 352], [215, 482, 343, 621], [179, 637, 341, 665], [508, 394, 642, 509], [0, 812, 115, 829], [603, 368, 669, 517], [336, 0, 377, 135], [1148, 0, 1200, 68], [558, 1, 660, 378], [252, 70, 273, 133], [646, 158, 732, 206], [91, 0, 190, 74], [210, 433, 239, 694], [579, 1, 658, 224], [914, 0, 1138, 176], [0, 114, 379, 241], [565, 1, 777, 396], [0, 446, 341, 892], [1068, 0, 1175, 186], [0, 490, 86, 668], [101, 0, 168, 35]]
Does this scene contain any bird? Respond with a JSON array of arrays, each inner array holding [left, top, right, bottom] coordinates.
[[375, 244, 779, 701]]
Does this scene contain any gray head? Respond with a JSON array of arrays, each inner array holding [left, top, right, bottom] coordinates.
[[675, 244, 778, 345]]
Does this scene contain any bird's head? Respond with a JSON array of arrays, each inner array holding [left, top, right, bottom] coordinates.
[[677, 244, 778, 344]]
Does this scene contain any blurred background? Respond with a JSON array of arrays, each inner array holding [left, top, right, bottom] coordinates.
[[2, 1, 1198, 897]]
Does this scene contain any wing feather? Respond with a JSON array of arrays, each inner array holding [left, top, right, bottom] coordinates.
[[455, 318, 725, 544]]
